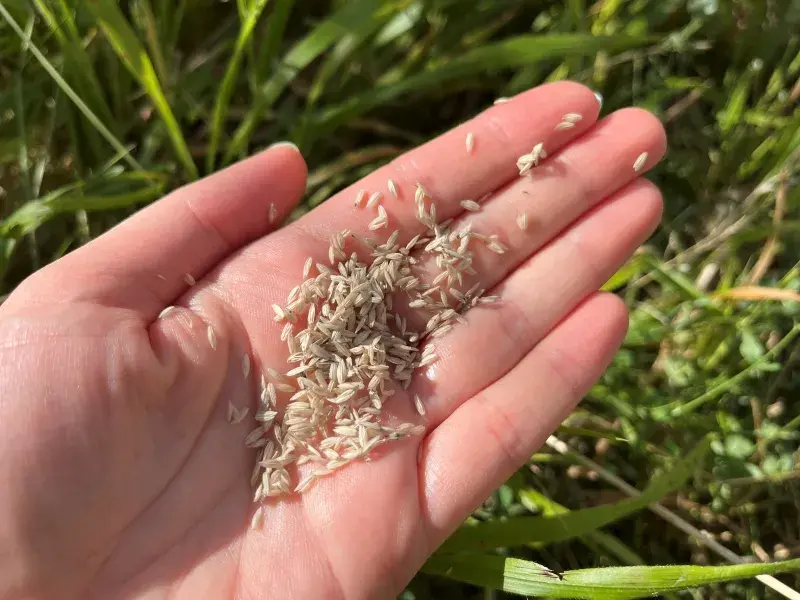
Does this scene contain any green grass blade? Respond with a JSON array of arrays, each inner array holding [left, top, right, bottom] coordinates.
[[309, 33, 656, 136], [254, 0, 295, 84], [206, 0, 271, 172], [131, 0, 170, 88], [163, 0, 187, 58], [85, 0, 197, 179], [30, 0, 117, 129], [423, 554, 800, 599], [520, 489, 646, 565], [671, 323, 800, 417], [223, 0, 386, 163], [0, 173, 166, 239], [305, 4, 403, 108], [0, 2, 141, 172], [438, 438, 709, 552], [601, 254, 646, 291]]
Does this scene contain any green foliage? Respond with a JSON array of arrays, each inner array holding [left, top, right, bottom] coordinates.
[[1, 0, 800, 597], [423, 554, 800, 599], [438, 438, 709, 552], [84, 0, 197, 179]]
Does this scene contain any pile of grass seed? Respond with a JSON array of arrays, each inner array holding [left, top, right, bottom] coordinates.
[[238, 179, 503, 514]]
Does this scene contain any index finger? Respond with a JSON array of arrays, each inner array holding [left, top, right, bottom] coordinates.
[[290, 81, 602, 245]]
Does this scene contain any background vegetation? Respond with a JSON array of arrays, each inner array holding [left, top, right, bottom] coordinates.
[[1, 0, 800, 597]]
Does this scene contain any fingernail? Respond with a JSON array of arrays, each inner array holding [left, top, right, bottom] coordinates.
[[268, 141, 300, 153], [592, 90, 604, 108]]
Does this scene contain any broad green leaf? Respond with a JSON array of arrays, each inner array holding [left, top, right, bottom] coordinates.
[[739, 329, 765, 363], [85, 0, 197, 179], [437, 438, 709, 552], [423, 554, 800, 599], [223, 0, 393, 163], [206, 0, 271, 171], [723, 434, 755, 460]]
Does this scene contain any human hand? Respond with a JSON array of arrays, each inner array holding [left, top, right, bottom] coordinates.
[[0, 82, 665, 600]]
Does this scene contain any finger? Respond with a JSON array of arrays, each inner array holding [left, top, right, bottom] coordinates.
[[6, 144, 307, 319], [411, 178, 662, 424], [212, 82, 600, 329], [402, 107, 666, 330], [295, 81, 599, 241], [419, 292, 628, 541]]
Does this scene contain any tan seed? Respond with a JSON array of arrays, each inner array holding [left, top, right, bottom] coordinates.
[[272, 304, 287, 321], [633, 152, 648, 172], [460, 199, 481, 212], [250, 507, 264, 530], [183, 273, 196, 286], [243, 353, 251, 379], [354, 189, 367, 208], [466, 132, 475, 154], [207, 325, 218, 350]]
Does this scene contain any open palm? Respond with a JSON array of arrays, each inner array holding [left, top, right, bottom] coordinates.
[[0, 82, 665, 600]]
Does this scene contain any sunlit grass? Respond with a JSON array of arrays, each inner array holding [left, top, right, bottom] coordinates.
[[1, 1, 799, 597]]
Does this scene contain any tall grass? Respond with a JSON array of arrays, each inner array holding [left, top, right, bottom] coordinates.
[[1, 1, 799, 597]]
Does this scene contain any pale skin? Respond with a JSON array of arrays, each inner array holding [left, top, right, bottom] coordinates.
[[0, 82, 666, 600]]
